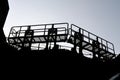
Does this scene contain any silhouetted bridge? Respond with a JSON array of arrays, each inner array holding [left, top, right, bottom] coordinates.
[[7, 23, 116, 60]]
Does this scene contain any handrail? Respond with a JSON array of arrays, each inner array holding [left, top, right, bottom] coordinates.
[[70, 24, 115, 54], [7, 23, 116, 57], [71, 24, 114, 45], [12, 22, 69, 29]]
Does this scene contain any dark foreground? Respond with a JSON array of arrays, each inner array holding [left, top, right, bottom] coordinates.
[[1, 43, 120, 80]]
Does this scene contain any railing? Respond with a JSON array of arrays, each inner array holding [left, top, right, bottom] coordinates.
[[70, 24, 115, 54], [8, 23, 69, 38], [7, 23, 116, 59]]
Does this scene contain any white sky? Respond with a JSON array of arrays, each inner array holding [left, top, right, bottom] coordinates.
[[4, 0, 120, 54]]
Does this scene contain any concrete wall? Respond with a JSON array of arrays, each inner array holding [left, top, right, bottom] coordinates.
[[0, 0, 9, 43]]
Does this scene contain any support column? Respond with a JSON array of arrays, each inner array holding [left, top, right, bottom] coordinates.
[[79, 29, 83, 56], [46, 24, 57, 50], [22, 26, 34, 50], [92, 37, 100, 60]]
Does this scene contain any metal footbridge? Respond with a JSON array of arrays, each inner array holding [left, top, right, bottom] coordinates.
[[7, 23, 115, 60]]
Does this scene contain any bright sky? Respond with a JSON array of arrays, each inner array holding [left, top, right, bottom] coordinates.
[[4, 0, 120, 54]]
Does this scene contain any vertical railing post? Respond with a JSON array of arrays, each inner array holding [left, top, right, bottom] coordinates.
[[22, 26, 34, 50], [46, 28, 49, 50], [96, 37, 101, 59], [73, 32, 77, 52], [46, 24, 57, 50], [51, 24, 57, 48], [92, 37, 101, 60], [92, 40, 97, 59], [79, 28, 83, 56]]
